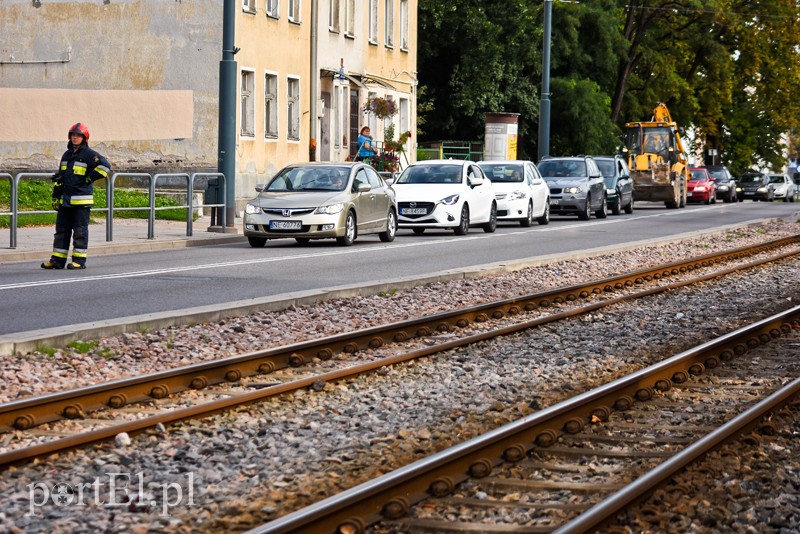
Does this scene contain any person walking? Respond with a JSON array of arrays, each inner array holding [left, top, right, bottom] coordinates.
[[356, 126, 375, 162], [41, 122, 111, 270]]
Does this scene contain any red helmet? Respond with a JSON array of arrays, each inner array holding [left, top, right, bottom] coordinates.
[[68, 122, 90, 142]]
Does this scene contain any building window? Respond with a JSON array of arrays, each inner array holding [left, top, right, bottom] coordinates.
[[400, 0, 409, 51], [241, 69, 255, 138], [264, 72, 278, 139], [288, 0, 300, 23], [287, 77, 300, 141], [383, 95, 394, 138], [329, 0, 339, 32], [344, 0, 355, 37], [266, 0, 279, 18], [368, 0, 378, 44], [243, 0, 256, 14], [399, 98, 409, 138], [385, 0, 394, 48], [333, 85, 341, 149]]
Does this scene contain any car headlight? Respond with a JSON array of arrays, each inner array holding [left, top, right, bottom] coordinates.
[[736, 187, 743, 192], [563, 186, 582, 194], [606, 188, 616, 194], [315, 202, 345, 215], [509, 190, 526, 201], [245, 203, 262, 215], [439, 194, 460, 205], [717, 185, 729, 191], [694, 186, 706, 192], [757, 187, 767, 193]]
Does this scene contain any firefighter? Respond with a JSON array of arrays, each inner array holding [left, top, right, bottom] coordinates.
[[41, 123, 111, 270]]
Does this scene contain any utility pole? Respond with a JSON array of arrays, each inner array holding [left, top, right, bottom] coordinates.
[[538, 0, 552, 162], [218, 0, 237, 228]]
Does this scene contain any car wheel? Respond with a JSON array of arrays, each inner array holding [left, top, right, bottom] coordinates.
[[610, 199, 621, 216], [379, 209, 397, 242], [578, 195, 591, 220], [624, 198, 634, 214], [483, 202, 497, 233], [595, 195, 608, 219], [412, 228, 425, 235], [295, 238, 310, 245], [336, 211, 356, 246], [537, 201, 550, 225], [454, 204, 470, 235], [248, 236, 267, 248], [520, 202, 534, 227]]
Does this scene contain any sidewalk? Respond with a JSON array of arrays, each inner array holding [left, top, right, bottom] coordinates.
[[0, 217, 246, 265]]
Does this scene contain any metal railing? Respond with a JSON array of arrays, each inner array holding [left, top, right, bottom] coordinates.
[[1, 171, 226, 249]]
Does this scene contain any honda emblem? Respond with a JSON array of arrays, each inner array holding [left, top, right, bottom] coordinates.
[[282, 209, 292, 217]]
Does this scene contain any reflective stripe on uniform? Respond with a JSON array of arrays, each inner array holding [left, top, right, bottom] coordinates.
[[52, 249, 68, 259], [60, 162, 68, 171], [94, 165, 110, 178], [69, 195, 94, 205], [72, 250, 88, 259], [73, 162, 88, 175]]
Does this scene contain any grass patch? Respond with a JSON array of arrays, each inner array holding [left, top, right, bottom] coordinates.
[[67, 340, 99, 354], [35, 344, 58, 357], [378, 288, 398, 298], [0, 180, 192, 229]]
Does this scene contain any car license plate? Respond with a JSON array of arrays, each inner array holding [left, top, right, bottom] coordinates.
[[744, 192, 754, 196], [401, 208, 427, 215], [269, 220, 301, 230], [549, 199, 560, 206], [687, 192, 693, 197]]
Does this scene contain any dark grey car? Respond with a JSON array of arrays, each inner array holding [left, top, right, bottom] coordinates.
[[594, 155, 634, 215], [538, 156, 608, 220], [705, 165, 738, 202]]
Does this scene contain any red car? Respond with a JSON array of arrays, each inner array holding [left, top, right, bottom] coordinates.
[[687, 167, 717, 204]]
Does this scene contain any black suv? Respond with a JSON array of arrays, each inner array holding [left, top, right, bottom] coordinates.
[[704, 165, 737, 202]]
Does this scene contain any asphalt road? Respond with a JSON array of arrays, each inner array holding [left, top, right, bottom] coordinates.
[[1, 201, 798, 338]]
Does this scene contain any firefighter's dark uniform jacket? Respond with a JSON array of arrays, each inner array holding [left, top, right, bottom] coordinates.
[[48, 141, 111, 267], [56, 142, 111, 206]]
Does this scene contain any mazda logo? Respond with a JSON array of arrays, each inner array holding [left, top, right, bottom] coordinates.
[[409, 202, 416, 208], [282, 209, 292, 217]]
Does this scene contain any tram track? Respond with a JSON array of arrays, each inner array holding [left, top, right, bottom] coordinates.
[[248, 307, 800, 534], [0, 236, 798, 472]]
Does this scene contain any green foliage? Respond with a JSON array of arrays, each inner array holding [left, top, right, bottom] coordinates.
[[0, 181, 190, 228], [67, 340, 99, 354]]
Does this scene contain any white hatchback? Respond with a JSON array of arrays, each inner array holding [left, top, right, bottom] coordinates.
[[393, 160, 497, 235], [477, 160, 550, 226]]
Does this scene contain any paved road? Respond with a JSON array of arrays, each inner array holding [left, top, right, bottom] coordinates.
[[1, 201, 798, 353]]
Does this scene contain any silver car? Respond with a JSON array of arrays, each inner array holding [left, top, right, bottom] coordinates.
[[537, 156, 608, 220], [243, 162, 397, 247]]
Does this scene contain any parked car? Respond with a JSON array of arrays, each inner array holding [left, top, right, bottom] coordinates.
[[705, 165, 737, 202], [687, 167, 717, 204], [737, 172, 775, 201], [768, 173, 795, 202], [537, 156, 607, 220], [476, 160, 550, 226], [393, 159, 497, 235], [594, 155, 634, 215], [243, 162, 397, 247]]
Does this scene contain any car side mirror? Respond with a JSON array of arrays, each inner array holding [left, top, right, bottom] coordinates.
[[468, 176, 484, 187], [255, 183, 265, 192], [357, 182, 371, 193]]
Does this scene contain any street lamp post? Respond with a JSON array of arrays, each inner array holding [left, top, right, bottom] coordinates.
[[538, 0, 552, 162], [218, 0, 237, 228]]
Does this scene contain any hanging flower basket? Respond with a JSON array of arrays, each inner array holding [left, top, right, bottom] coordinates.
[[364, 96, 398, 120]]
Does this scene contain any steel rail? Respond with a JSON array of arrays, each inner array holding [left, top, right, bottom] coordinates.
[[244, 306, 800, 534], [1, 236, 796, 436], [554, 375, 800, 534]]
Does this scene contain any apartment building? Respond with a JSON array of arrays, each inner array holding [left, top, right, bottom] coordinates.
[[0, 0, 416, 210]]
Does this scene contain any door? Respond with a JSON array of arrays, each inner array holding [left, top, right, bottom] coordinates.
[[527, 163, 547, 217], [349, 90, 360, 159], [320, 91, 331, 161], [363, 166, 390, 231]]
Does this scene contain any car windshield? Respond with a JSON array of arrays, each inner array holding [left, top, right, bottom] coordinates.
[[477, 163, 524, 183], [739, 174, 762, 184], [769, 175, 784, 183], [595, 159, 614, 178], [538, 160, 586, 178], [706, 169, 729, 181], [396, 164, 462, 184], [690, 170, 708, 181], [265, 166, 349, 192]]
